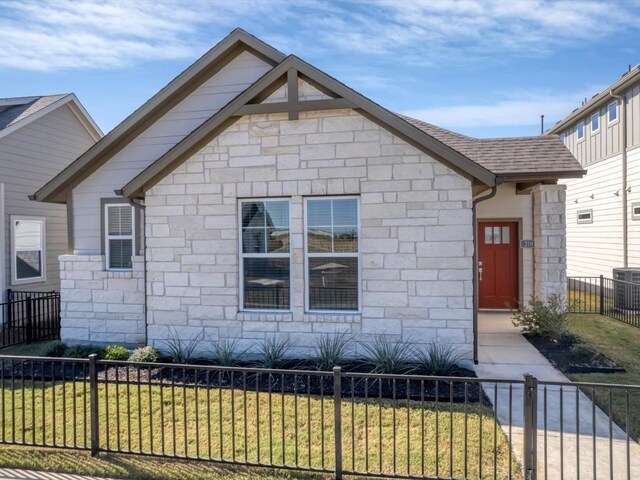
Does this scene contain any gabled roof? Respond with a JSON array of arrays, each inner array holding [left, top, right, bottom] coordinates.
[[546, 64, 640, 135], [401, 116, 584, 180], [0, 94, 102, 141], [33, 28, 285, 203], [119, 54, 497, 198]]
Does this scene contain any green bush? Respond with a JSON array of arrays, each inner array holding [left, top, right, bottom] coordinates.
[[569, 341, 596, 363], [44, 341, 68, 357], [314, 332, 351, 371], [360, 335, 413, 374], [512, 294, 568, 341], [128, 346, 160, 363], [161, 328, 204, 364], [415, 341, 463, 376], [255, 336, 291, 369], [64, 344, 105, 358], [207, 337, 247, 367], [103, 345, 130, 361]]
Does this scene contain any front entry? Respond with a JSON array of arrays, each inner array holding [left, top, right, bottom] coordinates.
[[478, 221, 519, 309]]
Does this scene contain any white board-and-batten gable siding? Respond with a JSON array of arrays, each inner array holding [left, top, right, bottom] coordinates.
[[71, 50, 273, 254], [1, 104, 97, 291]]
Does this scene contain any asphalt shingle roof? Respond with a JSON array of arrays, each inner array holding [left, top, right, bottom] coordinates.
[[399, 114, 584, 178], [0, 95, 67, 132]]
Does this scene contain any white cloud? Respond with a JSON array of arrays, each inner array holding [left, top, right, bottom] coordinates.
[[402, 89, 601, 130]]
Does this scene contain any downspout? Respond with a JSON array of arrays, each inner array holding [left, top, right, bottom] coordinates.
[[471, 179, 503, 364], [121, 192, 148, 346], [610, 90, 628, 267]]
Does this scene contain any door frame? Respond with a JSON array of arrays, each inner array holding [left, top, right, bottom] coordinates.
[[476, 217, 523, 309]]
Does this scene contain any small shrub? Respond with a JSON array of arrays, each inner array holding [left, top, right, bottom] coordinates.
[[255, 336, 291, 369], [569, 341, 596, 364], [360, 335, 413, 374], [161, 328, 204, 364], [65, 344, 105, 358], [512, 294, 568, 341], [44, 341, 67, 357], [415, 341, 463, 376], [207, 337, 247, 367], [103, 345, 130, 361], [128, 346, 160, 363], [314, 332, 352, 371]]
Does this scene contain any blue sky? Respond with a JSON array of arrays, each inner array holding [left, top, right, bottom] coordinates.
[[1, 0, 639, 138]]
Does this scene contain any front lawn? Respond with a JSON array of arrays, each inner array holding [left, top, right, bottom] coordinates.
[[0, 378, 518, 479], [566, 313, 640, 441]]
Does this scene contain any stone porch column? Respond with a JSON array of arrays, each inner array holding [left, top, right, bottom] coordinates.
[[532, 184, 567, 299]]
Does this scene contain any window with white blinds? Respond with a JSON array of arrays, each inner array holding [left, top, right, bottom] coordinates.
[[11, 217, 45, 284], [105, 204, 135, 270]]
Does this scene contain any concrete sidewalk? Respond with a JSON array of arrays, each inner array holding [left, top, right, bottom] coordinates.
[[475, 312, 640, 479], [0, 469, 114, 480]]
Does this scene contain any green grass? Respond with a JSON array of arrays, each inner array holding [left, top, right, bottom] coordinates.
[[567, 313, 640, 441], [0, 379, 519, 479]]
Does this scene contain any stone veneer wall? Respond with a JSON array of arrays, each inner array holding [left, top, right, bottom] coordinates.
[[59, 255, 145, 345], [144, 109, 475, 359], [532, 184, 568, 299]]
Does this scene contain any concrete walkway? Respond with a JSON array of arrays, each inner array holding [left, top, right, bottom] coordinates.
[[476, 312, 640, 479], [0, 469, 114, 480]]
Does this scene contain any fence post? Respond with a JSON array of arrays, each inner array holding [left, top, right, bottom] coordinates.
[[523, 373, 538, 480], [89, 354, 99, 456], [25, 296, 33, 343], [6, 289, 12, 329], [599, 275, 604, 315], [333, 366, 342, 480]]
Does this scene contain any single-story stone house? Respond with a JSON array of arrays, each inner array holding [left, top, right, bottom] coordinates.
[[32, 29, 584, 363]]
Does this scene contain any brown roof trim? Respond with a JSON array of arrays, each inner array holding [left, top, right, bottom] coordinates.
[[32, 28, 285, 204], [120, 56, 496, 198], [546, 65, 640, 135], [499, 170, 586, 181]]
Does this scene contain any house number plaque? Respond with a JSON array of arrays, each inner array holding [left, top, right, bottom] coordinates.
[[520, 240, 534, 248]]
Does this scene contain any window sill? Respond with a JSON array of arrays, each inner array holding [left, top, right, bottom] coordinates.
[[237, 311, 294, 322], [303, 312, 361, 323]]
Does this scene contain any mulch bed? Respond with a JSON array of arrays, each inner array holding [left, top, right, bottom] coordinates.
[[525, 334, 625, 374], [0, 359, 485, 404]]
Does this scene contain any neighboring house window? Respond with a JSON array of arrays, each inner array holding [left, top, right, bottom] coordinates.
[[608, 101, 618, 124], [305, 197, 360, 312], [240, 200, 290, 310], [632, 203, 640, 221], [590, 112, 599, 133], [11, 217, 45, 284], [577, 121, 585, 141], [577, 209, 593, 224], [105, 203, 135, 270]]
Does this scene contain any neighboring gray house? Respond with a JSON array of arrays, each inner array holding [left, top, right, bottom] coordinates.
[[0, 94, 102, 300], [33, 29, 583, 363], [546, 66, 640, 279]]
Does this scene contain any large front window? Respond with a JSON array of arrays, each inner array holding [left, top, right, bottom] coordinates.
[[305, 197, 360, 312], [240, 200, 290, 310], [11, 217, 45, 284]]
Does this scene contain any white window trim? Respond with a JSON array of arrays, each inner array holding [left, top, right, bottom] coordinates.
[[238, 198, 292, 313], [10, 215, 46, 285], [303, 196, 362, 314], [607, 100, 619, 125], [590, 112, 599, 134], [632, 202, 640, 221], [104, 203, 136, 272], [577, 121, 585, 142], [577, 209, 593, 224]]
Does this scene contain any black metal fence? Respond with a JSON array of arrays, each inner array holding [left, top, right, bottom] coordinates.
[[0, 355, 638, 479], [567, 276, 640, 327], [1, 291, 60, 348]]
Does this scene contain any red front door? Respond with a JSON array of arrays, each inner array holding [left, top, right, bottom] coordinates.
[[478, 222, 519, 309]]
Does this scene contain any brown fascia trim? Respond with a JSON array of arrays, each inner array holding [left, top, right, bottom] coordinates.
[[32, 29, 285, 204], [120, 55, 496, 198], [498, 170, 586, 181], [546, 65, 640, 135]]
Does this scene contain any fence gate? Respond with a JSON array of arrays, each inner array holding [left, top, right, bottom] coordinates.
[[0, 290, 60, 348]]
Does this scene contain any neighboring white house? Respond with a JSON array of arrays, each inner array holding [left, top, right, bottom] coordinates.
[[547, 66, 640, 280], [33, 29, 583, 362], [0, 94, 101, 301]]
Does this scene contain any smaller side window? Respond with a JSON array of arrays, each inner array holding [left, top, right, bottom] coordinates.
[[105, 203, 136, 270], [577, 121, 585, 141], [590, 112, 599, 133], [632, 203, 640, 221], [608, 101, 618, 124], [11, 217, 46, 284], [577, 209, 593, 224]]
